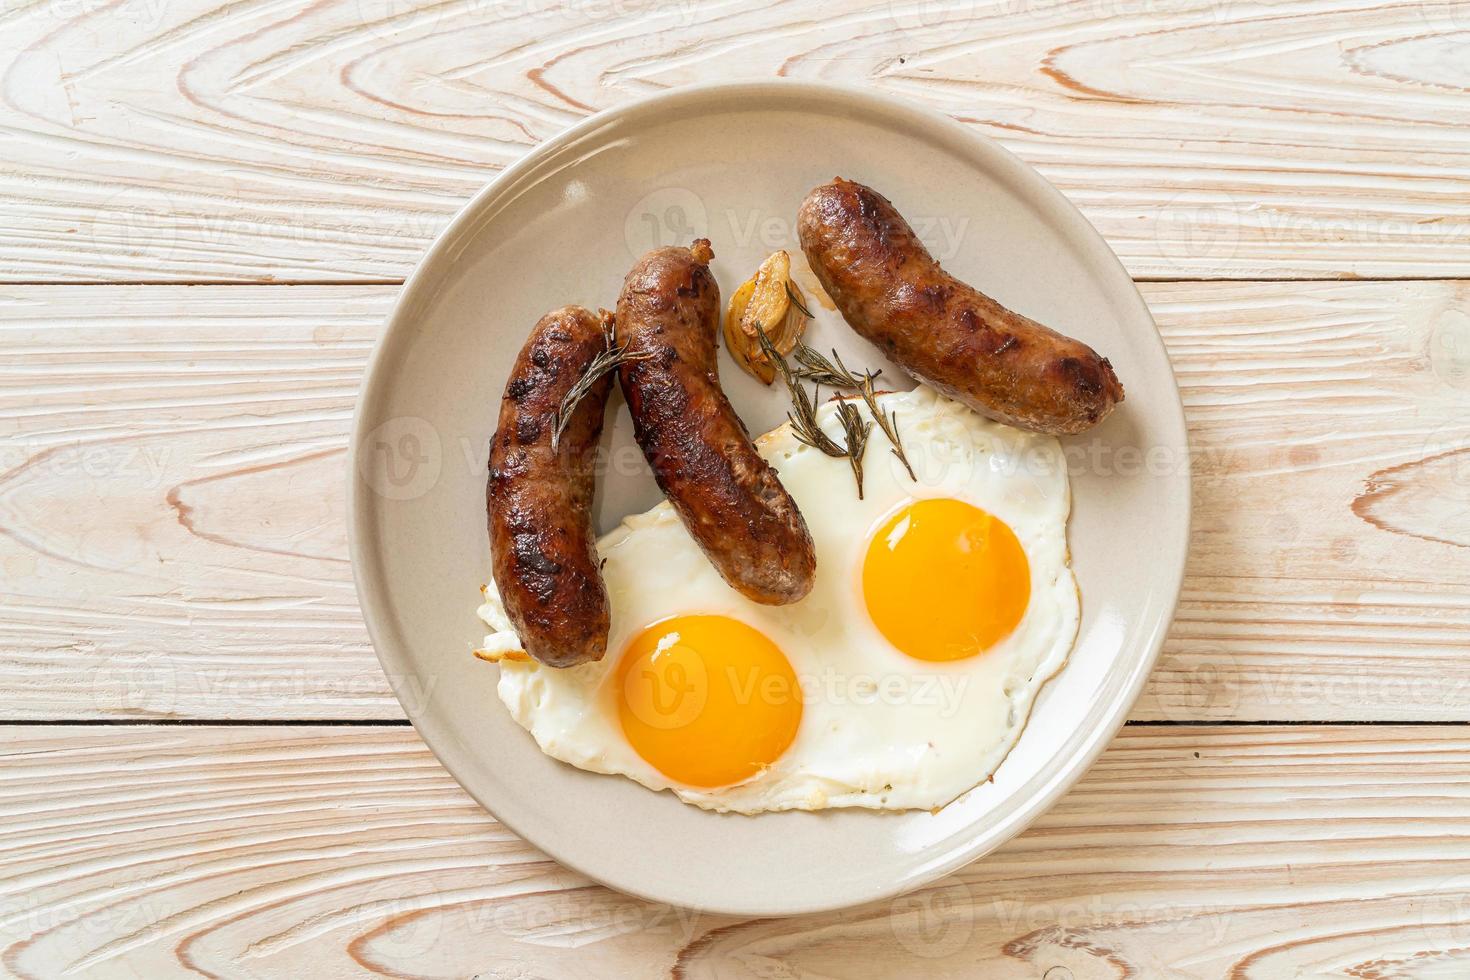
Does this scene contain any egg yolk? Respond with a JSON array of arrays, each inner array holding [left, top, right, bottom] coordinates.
[[862, 498, 1030, 662], [616, 615, 801, 788]]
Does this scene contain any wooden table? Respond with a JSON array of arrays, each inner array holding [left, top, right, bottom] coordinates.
[[2, 0, 1467, 975]]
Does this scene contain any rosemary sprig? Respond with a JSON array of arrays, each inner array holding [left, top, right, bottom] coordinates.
[[550, 330, 650, 453], [834, 398, 873, 499], [790, 341, 915, 481], [857, 372, 916, 481], [753, 320, 794, 385], [791, 343, 869, 388], [789, 384, 847, 458], [758, 327, 893, 499], [755, 326, 845, 457]]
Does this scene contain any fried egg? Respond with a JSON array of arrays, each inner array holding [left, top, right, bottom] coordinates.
[[476, 385, 1079, 814]]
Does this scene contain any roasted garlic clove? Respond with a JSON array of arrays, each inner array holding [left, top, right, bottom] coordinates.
[[723, 249, 812, 385]]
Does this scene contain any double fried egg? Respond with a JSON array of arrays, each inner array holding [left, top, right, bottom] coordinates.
[[476, 385, 1079, 813]]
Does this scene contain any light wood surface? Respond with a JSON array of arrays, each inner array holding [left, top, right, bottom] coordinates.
[[2, 0, 1468, 283], [4, 0, 1468, 971], [4, 724, 1470, 978], [3, 280, 1464, 721]]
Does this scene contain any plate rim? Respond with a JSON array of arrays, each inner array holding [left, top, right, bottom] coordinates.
[[347, 78, 1191, 918]]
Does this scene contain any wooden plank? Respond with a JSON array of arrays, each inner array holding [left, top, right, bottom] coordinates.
[[0, 285, 384, 718], [2, 0, 1468, 283], [1138, 279, 1470, 722], [3, 723, 1470, 977], [1, 281, 1465, 720]]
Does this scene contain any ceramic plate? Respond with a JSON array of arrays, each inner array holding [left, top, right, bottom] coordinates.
[[349, 81, 1189, 917]]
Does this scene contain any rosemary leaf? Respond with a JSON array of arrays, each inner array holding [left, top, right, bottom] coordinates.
[[784, 281, 815, 320]]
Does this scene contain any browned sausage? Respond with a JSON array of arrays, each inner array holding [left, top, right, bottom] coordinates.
[[615, 240, 816, 605], [797, 178, 1124, 435], [488, 306, 613, 668]]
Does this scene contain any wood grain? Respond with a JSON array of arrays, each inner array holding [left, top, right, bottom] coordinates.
[[0, 285, 383, 718], [2, 723, 1470, 977], [1139, 278, 1470, 722], [1, 280, 1465, 720], [2, 0, 1468, 283], [6, 1, 1466, 974]]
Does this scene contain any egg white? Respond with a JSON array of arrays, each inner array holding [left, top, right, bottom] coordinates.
[[477, 385, 1080, 814]]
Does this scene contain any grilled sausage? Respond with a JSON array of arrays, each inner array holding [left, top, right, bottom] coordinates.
[[488, 306, 613, 667], [615, 240, 816, 605], [797, 178, 1124, 435]]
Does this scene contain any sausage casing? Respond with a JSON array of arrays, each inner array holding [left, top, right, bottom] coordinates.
[[487, 306, 612, 667], [797, 178, 1124, 435], [615, 240, 817, 605]]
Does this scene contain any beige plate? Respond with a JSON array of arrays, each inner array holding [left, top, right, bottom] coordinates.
[[349, 81, 1190, 917]]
